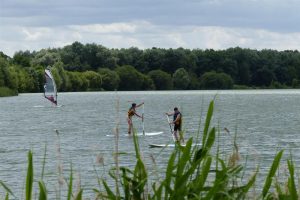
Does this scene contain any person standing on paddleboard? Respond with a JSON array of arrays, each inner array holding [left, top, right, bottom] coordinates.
[[127, 102, 144, 134], [166, 107, 183, 143]]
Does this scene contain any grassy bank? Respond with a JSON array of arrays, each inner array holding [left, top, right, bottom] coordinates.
[[0, 100, 299, 199], [0, 87, 18, 97]]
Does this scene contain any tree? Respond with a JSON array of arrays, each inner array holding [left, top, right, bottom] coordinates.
[[219, 58, 238, 80], [16, 68, 35, 92], [188, 72, 201, 89], [0, 57, 18, 90], [25, 67, 41, 92], [53, 62, 70, 91], [160, 48, 196, 73], [13, 50, 32, 67], [83, 71, 102, 90], [66, 71, 89, 91], [31, 49, 61, 67], [35, 67, 45, 92], [116, 65, 145, 91], [141, 75, 155, 90], [199, 71, 233, 89], [50, 67, 62, 91], [237, 62, 250, 85], [251, 67, 275, 87], [98, 68, 120, 91], [142, 48, 165, 72], [116, 47, 144, 71], [172, 68, 190, 90], [148, 70, 173, 90], [60, 41, 89, 71], [274, 66, 290, 85], [66, 71, 82, 91], [0, 60, 6, 87]]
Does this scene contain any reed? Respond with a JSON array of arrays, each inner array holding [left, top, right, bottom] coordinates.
[[0, 180, 14, 199], [25, 151, 33, 200], [38, 143, 48, 200]]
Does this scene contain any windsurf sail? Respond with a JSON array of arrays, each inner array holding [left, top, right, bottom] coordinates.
[[44, 68, 57, 105]]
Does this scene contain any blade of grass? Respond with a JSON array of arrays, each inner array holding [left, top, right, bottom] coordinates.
[[26, 151, 34, 200], [74, 189, 83, 200], [202, 100, 214, 147], [38, 180, 47, 200], [67, 164, 73, 200], [164, 152, 176, 199], [204, 127, 216, 153], [0, 181, 14, 197], [176, 139, 193, 178], [102, 179, 118, 199], [198, 156, 212, 190], [287, 159, 298, 200], [262, 150, 284, 198]]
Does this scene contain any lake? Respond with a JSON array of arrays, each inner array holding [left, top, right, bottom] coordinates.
[[1, 90, 300, 198]]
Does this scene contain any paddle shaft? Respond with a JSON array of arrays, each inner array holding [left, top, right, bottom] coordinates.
[[142, 104, 145, 135], [166, 115, 176, 142]]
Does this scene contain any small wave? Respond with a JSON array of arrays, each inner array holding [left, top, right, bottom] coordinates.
[[33, 105, 45, 108]]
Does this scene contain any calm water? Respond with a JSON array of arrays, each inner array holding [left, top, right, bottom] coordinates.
[[1, 90, 300, 198]]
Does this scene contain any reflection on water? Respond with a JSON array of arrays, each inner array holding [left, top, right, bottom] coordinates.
[[1, 90, 300, 198]]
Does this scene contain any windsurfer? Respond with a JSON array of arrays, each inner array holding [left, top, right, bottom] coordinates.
[[44, 68, 58, 106]]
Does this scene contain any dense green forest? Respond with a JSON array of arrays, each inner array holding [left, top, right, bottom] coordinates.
[[1, 42, 300, 96]]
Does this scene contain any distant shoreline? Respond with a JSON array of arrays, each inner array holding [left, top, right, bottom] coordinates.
[[2, 87, 300, 98]]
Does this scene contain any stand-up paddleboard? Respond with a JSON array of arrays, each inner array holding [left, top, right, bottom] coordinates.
[[106, 131, 164, 137], [149, 143, 201, 148]]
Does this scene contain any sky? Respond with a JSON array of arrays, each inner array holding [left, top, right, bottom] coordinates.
[[1, 0, 300, 56]]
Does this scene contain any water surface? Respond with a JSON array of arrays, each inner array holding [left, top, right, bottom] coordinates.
[[1, 90, 300, 198]]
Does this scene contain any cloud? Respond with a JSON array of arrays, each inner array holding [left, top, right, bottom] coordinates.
[[70, 23, 137, 34], [1, 0, 300, 31], [1, 21, 300, 56], [0, 0, 299, 56]]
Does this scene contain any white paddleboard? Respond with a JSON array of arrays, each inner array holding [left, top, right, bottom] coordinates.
[[149, 143, 201, 148], [106, 131, 164, 137]]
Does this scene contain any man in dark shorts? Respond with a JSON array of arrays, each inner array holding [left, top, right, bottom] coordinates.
[[166, 107, 183, 143]]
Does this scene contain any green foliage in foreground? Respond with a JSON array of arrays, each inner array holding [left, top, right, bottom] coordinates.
[[0, 100, 299, 199]]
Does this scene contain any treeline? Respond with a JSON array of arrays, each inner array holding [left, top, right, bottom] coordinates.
[[1, 42, 300, 95]]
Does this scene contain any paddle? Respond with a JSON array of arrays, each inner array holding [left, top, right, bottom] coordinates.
[[166, 114, 176, 142], [142, 103, 145, 135]]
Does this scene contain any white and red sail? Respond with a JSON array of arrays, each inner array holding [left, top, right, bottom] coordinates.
[[44, 69, 57, 105]]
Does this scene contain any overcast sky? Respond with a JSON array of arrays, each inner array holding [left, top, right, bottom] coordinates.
[[1, 0, 300, 56]]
